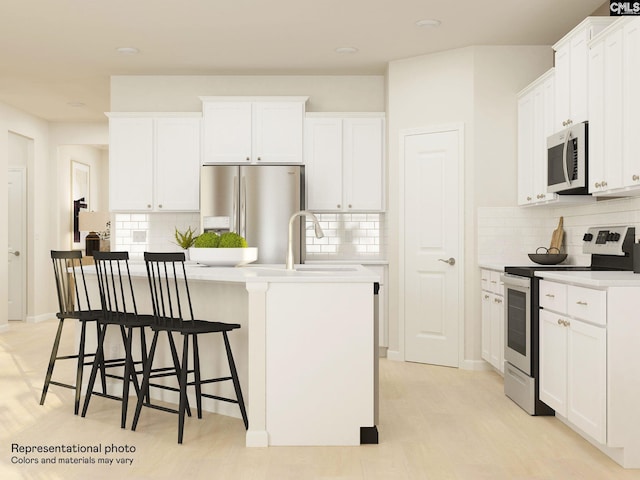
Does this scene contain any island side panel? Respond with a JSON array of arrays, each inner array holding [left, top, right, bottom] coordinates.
[[264, 282, 375, 446]]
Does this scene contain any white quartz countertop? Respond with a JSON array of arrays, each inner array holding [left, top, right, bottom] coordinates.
[[84, 262, 381, 284], [538, 270, 640, 287]]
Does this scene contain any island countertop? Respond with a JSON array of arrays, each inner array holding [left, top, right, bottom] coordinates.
[[85, 262, 381, 284]]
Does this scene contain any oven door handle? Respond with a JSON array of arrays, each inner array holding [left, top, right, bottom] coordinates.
[[501, 273, 531, 289]]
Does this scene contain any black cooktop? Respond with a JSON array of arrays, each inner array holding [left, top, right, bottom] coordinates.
[[504, 265, 593, 278]]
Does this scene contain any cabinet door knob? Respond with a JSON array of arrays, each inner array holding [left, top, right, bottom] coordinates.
[[147, 204, 152, 209], [633, 174, 640, 182], [158, 204, 162, 208], [246, 157, 250, 162], [557, 319, 563, 325], [257, 156, 261, 162], [348, 204, 352, 208], [595, 182, 601, 188], [527, 196, 532, 201], [337, 204, 341, 208], [601, 181, 607, 187], [484, 294, 490, 300]]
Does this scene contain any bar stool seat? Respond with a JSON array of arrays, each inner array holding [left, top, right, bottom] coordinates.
[[131, 252, 248, 444]]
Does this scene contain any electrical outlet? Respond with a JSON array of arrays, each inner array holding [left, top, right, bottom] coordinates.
[[132, 230, 147, 243]]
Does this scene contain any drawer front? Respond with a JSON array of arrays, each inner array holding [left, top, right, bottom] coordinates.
[[489, 271, 503, 295], [539, 280, 567, 313], [567, 286, 606, 325]]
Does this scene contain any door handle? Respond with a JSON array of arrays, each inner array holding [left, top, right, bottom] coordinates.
[[438, 257, 455, 266], [9, 250, 20, 257]]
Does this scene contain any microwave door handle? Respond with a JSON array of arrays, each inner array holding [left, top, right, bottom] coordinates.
[[562, 131, 571, 186]]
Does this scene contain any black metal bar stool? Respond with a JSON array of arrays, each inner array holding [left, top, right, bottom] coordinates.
[[131, 252, 248, 444], [81, 251, 164, 428], [41, 250, 105, 415]]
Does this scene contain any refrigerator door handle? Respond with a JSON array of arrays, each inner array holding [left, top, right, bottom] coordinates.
[[232, 175, 239, 233], [240, 174, 246, 238]]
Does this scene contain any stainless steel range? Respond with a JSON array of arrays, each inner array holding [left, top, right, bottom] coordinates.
[[501, 225, 636, 415]]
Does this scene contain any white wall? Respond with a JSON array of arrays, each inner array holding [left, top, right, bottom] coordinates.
[[110, 75, 386, 113], [386, 45, 552, 366]]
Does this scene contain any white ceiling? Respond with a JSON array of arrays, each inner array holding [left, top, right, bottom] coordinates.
[[0, 0, 607, 122]]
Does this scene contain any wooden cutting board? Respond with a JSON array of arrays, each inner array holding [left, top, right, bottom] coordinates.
[[550, 217, 564, 252]]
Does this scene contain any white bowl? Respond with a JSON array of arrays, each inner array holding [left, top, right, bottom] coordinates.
[[188, 247, 258, 267]]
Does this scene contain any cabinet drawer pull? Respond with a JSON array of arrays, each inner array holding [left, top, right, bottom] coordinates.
[[595, 182, 601, 188], [494, 298, 503, 304], [576, 300, 588, 306], [545, 293, 555, 298], [633, 174, 640, 182]]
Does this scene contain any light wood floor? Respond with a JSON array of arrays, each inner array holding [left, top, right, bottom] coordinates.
[[2, 320, 640, 480]]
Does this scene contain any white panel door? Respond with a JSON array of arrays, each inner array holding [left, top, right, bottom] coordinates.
[[8, 168, 26, 321], [403, 128, 461, 367]]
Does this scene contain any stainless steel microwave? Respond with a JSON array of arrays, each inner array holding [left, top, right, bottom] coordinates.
[[546, 121, 588, 195]]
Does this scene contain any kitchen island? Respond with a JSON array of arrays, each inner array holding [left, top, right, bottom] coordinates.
[[85, 262, 380, 447]]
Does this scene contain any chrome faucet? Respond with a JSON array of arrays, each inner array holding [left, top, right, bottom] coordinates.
[[286, 210, 324, 270]]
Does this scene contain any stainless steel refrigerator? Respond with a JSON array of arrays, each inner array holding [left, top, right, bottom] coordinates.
[[200, 165, 305, 264]]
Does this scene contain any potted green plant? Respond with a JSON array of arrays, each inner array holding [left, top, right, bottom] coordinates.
[[174, 226, 197, 259]]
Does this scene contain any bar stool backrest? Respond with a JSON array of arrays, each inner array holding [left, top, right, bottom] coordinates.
[[50, 250, 92, 316], [143, 252, 195, 327], [93, 251, 139, 320]]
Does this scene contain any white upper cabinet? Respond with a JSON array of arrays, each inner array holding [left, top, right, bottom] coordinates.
[[201, 97, 307, 164], [518, 69, 556, 206], [108, 113, 201, 212], [305, 114, 385, 212], [553, 17, 617, 131], [588, 17, 640, 196]]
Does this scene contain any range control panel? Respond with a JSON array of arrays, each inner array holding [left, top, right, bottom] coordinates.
[[583, 226, 634, 256]]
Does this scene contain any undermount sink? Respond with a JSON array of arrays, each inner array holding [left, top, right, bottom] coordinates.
[[294, 266, 357, 272]]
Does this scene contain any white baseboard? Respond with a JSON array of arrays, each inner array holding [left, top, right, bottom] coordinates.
[[27, 313, 55, 324], [386, 350, 403, 361]]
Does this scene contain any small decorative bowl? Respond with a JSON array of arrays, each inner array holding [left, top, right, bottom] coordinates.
[[528, 246, 567, 265]]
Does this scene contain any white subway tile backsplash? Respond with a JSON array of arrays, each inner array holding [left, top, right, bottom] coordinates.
[[113, 211, 387, 261], [478, 197, 640, 265]]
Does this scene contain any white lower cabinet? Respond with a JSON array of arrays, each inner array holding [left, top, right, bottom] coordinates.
[[480, 269, 504, 373], [539, 308, 606, 443]]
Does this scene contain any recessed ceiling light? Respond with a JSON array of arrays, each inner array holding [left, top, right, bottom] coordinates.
[[416, 19, 442, 28], [335, 47, 359, 54], [116, 46, 140, 55], [67, 101, 85, 107]]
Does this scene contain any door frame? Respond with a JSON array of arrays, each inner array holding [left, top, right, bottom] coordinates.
[[8, 166, 27, 321], [397, 123, 465, 364]]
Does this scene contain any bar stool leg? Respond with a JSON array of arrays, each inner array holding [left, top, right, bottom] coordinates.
[[81, 323, 108, 417], [74, 320, 90, 415], [178, 334, 189, 444], [223, 332, 248, 429], [40, 318, 65, 406], [131, 330, 159, 432], [192, 334, 203, 419]]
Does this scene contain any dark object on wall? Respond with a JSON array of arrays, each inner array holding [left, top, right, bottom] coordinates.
[[73, 197, 87, 243]]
